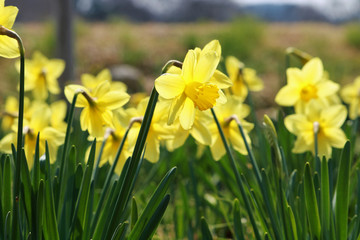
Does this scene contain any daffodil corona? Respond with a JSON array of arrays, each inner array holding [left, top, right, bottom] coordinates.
[[284, 101, 347, 159], [155, 40, 232, 130]]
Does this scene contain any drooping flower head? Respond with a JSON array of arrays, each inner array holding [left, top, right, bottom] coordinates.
[[19, 51, 65, 100], [225, 56, 263, 101], [340, 76, 360, 119], [65, 80, 130, 138], [210, 95, 254, 160], [155, 40, 232, 130], [0, 0, 19, 58], [275, 58, 339, 113], [284, 101, 347, 159]]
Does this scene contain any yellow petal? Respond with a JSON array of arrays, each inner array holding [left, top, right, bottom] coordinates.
[[155, 73, 185, 99], [202, 40, 221, 56], [0, 35, 19, 58], [182, 49, 196, 83], [284, 114, 311, 135], [0, 6, 18, 28], [275, 85, 299, 106], [302, 58, 323, 83], [64, 84, 89, 107], [286, 68, 303, 85], [321, 105, 347, 128], [316, 80, 339, 98], [292, 135, 312, 154], [323, 128, 347, 148], [168, 93, 186, 125], [98, 91, 130, 110], [145, 136, 160, 163], [211, 70, 232, 89], [317, 138, 332, 159], [179, 98, 195, 130], [340, 84, 357, 104], [210, 135, 226, 161], [216, 90, 227, 105], [194, 50, 220, 83], [229, 124, 248, 155], [166, 66, 182, 75], [191, 120, 212, 146]]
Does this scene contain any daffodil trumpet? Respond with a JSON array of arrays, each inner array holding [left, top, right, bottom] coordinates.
[[0, 24, 25, 240], [210, 108, 261, 240]]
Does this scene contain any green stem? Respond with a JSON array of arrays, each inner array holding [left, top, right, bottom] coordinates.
[[0, 26, 26, 240], [91, 135, 108, 182], [211, 108, 261, 240]]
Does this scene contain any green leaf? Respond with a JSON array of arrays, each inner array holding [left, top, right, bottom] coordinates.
[[131, 197, 138, 230], [20, 150, 33, 231], [233, 199, 245, 240], [200, 217, 213, 240], [35, 180, 44, 240], [304, 162, 321, 239], [334, 141, 351, 240], [111, 222, 129, 240], [2, 155, 12, 224], [43, 142, 60, 240], [321, 157, 331, 240], [32, 133, 40, 194], [138, 194, 171, 240], [128, 167, 177, 239]]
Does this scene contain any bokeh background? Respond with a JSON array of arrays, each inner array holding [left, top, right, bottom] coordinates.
[[1, 0, 360, 116]]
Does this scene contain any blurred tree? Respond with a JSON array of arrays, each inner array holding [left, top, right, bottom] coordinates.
[[56, 0, 74, 91]]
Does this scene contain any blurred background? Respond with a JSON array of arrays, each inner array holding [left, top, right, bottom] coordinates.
[[2, 0, 360, 113]]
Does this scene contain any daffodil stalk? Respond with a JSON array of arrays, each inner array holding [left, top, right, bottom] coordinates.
[[0, 25, 25, 239], [210, 108, 261, 240]]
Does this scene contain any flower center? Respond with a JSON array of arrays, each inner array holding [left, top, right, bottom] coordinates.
[[184, 81, 219, 111], [300, 84, 318, 102]]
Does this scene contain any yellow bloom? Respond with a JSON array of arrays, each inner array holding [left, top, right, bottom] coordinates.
[[81, 68, 127, 92], [284, 101, 347, 159], [165, 109, 213, 152], [1, 96, 31, 132], [155, 40, 232, 130], [275, 58, 339, 113], [65, 80, 130, 138], [0, 102, 65, 168], [340, 76, 360, 119], [87, 109, 133, 175], [210, 96, 254, 160], [127, 98, 176, 163], [20, 51, 65, 100], [0, 0, 19, 58], [225, 56, 263, 100]]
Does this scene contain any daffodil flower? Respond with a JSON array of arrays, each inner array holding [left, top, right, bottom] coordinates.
[[65, 80, 130, 138], [1, 96, 31, 132], [210, 96, 254, 160], [0, 0, 19, 58], [155, 40, 232, 130], [0, 103, 65, 168], [81, 68, 127, 92], [165, 109, 213, 152], [340, 76, 360, 119], [275, 57, 339, 113], [19, 51, 65, 100], [127, 98, 176, 163], [225, 56, 263, 100], [284, 101, 347, 159]]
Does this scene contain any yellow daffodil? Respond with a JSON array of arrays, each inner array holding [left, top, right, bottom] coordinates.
[[155, 40, 232, 130], [65, 80, 130, 138], [275, 57, 339, 113], [86, 109, 133, 175], [81, 68, 127, 92], [0, 102, 65, 168], [210, 96, 254, 160], [127, 98, 175, 163], [165, 109, 213, 152], [225, 56, 263, 100], [0, 0, 19, 58], [50, 100, 68, 131], [1, 96, 31, 132], [340, 76, 360, 119], [19, 51, 65, 100], [284, 101, 347, 159]]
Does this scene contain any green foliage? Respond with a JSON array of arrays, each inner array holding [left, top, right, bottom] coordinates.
[[346, 23, 360, 50]]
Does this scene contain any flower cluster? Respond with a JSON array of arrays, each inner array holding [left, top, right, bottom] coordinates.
[[276, 57, 348, 159]]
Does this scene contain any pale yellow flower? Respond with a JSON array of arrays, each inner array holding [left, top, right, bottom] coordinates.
[[155, 40, 232, 130], [225, 56, 263, 100], [275, 58, 339, 113], [1, 96, 31, 132], [340, 76, 360, 119], [81, 68, 127, 92], [65, 80, 130, 138], [284, 101, 347, 159], [210, 96, 254, 160], [0, 0, 19, 58], [20, 51, 65, 100]]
